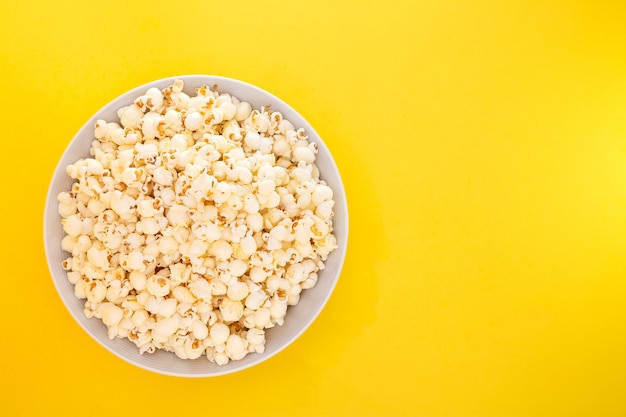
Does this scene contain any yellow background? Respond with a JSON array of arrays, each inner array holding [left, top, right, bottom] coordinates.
[[1, 0, 626, 415]]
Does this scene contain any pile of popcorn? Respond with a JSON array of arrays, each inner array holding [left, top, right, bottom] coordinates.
[[58, 80, 337, 365]]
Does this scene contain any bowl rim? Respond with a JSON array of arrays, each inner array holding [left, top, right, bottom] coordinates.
[[43, 74, 349, 377]]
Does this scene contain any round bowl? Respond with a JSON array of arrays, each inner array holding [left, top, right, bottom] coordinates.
[[44, 75, 348, 377]]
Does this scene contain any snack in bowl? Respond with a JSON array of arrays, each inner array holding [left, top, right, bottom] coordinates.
[[56, 79, 338, 366]]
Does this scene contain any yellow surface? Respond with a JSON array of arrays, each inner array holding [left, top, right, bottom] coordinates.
[[1, 0, 626, 415]]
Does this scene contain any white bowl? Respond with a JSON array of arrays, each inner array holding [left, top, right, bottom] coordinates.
[[44, 75, 348, 377]]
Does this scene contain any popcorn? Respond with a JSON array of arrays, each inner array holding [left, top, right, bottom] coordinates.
[[209, 322, 230, 345], [102, 304, 124, 327], [58, 80, 338, 365], [184, 111, 203, 131], [226, 281, 249, 301], [225, 334, 246, 360]]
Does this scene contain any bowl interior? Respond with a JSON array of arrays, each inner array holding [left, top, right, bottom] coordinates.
[[44, 75, 348, 377]]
